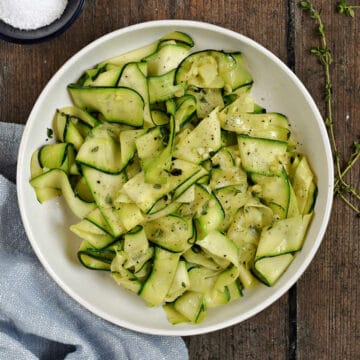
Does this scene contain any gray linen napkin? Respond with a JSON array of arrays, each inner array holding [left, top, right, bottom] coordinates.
[[0, 122, 189, 360]]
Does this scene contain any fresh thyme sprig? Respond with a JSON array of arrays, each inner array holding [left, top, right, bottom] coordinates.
[[337, 0, 360, 17], [300, 1, 360, 215]]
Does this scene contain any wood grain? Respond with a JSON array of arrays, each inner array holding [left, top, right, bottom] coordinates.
[[294, 1, 360, 359], [1, 1, 359, 359], [184, 295, 289, 360]]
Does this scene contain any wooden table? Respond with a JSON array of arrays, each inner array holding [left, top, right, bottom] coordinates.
[[1, 1, 359, 359]]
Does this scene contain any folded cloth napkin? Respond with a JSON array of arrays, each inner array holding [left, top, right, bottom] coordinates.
[[0, 122, 189, 360]]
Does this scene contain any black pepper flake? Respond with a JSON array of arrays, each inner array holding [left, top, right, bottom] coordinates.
[[170, 168, 182, 176], [192, 245, 201, 253]]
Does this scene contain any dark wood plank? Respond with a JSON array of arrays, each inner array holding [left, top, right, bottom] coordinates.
[[184, 295, 290, 360], [294, 1, 360, 359], [172, 0, 289, 63]]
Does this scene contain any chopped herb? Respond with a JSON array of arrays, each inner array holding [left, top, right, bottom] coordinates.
[[46, 128, 53, 139], [153, 229, 163, 238], [201, 206, 208, 216]]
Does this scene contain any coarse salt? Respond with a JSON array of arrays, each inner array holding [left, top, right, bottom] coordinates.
[[0, 0, 68, 30]]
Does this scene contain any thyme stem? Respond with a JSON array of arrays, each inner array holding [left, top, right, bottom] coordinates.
[[338, 192, 360, 215], [334, 147, 360, 190], [300, 1, 360, 215]]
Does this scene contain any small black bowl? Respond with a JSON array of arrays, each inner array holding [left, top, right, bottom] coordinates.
[[0, 0, 85, 44]]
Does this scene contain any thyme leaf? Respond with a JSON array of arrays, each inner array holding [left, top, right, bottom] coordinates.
[[336, 1, 360, 17]]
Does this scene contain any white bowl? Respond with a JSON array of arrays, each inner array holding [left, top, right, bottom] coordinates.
[[17, 20, 334, 336]]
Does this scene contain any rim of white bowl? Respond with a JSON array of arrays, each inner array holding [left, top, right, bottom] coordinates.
[[17, 19, 334, 336]]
